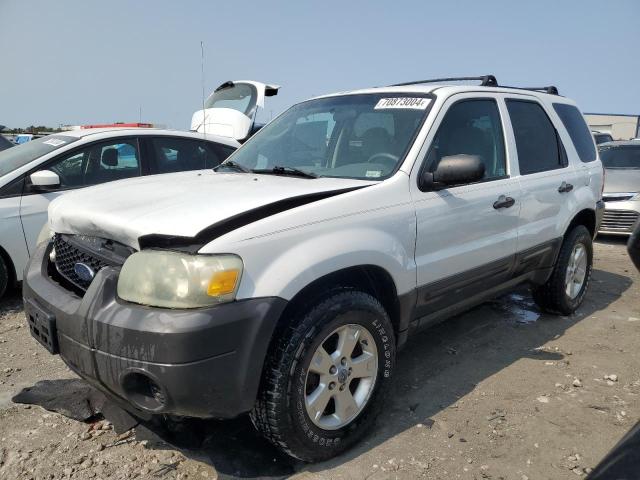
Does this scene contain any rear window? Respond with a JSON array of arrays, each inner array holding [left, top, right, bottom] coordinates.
[[553, 103, 597, 162], [0, 135, 79, 177], [204, 82, 258, 116]]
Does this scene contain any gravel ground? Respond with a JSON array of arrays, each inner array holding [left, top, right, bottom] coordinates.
[[0, 237, 638, 480]]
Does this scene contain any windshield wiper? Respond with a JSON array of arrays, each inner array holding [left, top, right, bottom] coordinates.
[[213, 160, 251, 173], [251, 166, 318, 179]]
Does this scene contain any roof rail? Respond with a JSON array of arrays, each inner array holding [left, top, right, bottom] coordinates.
[[520, 86, 559, 95], [388, 76, 560, 95], [389, 75, 498, 88]]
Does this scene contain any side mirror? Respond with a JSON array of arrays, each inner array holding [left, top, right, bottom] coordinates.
[[419, 154, 485, 191], [30, 170, 60, 191]]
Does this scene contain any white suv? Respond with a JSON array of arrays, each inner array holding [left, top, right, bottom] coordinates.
[[23, 76, 604, 462]]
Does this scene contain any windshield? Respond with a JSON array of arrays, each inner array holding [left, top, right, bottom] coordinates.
[[224, 93, 431, 180], [599, 145, 640, 169], [204, 82, 258, 116], [0, 135, 79, 177]]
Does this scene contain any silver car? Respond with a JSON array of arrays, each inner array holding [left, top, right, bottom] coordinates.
[[599, 141, 640, 235]]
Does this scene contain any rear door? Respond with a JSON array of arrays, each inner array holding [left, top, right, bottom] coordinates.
[[504, 96, 582, 257], [191, 81, 279, 141], [410, 93, 521, 323], [19, 137, 142, 253]]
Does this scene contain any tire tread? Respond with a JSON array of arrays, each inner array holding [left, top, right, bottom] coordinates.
[[251, 288, 392, 461]]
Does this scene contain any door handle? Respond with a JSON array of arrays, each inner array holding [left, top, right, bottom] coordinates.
[[493, 195, 515, 209], [558, 181, 574, 193]]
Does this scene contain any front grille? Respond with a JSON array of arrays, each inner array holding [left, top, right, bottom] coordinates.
[[51, 234, 134, 293], [603, 193, 635, 202], [599, 210, 640, 233]]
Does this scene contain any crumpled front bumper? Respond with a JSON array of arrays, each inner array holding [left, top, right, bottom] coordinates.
[[22, 242, 287, 419]]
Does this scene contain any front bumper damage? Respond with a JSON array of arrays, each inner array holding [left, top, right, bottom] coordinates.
[[23, 242, 287, 419]]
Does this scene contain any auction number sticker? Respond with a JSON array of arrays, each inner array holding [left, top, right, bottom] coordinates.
[[43, 138, 67, 147], [374, 97, 431, 110]]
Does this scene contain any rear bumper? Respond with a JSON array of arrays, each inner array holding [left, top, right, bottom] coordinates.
[[23, 242, 287, 419]]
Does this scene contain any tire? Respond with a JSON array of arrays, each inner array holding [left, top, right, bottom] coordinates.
[[251, 289, 396, 462], [533, 225, 593, 315], [0, 256, 9, 299]]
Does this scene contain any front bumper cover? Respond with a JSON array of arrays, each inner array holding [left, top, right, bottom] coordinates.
[[23, 242, 287, 419]]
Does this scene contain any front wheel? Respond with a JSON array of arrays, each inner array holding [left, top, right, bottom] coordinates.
[[251, 289, 395, 462], [533, 225, 593, 315]]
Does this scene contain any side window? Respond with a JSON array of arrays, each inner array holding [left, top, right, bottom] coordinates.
[[552, 103, 597, 162], [425, 99, 506, 180], [48, 139, 140, 188], [150, 137, 208, 174], [49, 151, 86, 188], [202, 142, 235, 169], [506, 100, 564, 175]]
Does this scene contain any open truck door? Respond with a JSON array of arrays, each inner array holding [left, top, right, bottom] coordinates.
[[191, 80, 280, 142]]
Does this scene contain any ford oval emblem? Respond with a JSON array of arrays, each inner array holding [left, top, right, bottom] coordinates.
[[74, 262, 95, 282]]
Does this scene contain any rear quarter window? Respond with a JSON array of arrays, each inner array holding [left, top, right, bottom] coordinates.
[[553, 103, 597, 163]]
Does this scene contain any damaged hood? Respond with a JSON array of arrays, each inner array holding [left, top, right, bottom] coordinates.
[[49, 170, 372, 249]]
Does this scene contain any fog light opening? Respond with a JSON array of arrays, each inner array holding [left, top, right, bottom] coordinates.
[[122, 372, 167, 411]]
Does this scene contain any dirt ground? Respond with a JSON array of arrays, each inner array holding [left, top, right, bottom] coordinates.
[[1, 236, 638, 480]]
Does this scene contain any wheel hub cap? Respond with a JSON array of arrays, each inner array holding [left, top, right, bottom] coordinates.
[[304, 324, 378, 430], [565, 243, 588, 300]]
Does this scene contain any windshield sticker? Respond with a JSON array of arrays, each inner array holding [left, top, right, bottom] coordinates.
[[365, 170, 382, 178], [42, 138, 67, 147], [374, 97, 431, 110]]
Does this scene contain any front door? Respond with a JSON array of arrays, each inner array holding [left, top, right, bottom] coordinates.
[[20, 138, 142, 254], [410, 94, 521, 322]]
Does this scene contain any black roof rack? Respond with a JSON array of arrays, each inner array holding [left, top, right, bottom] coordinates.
[[388, 75, 560, 95], [390, 75, 498, 88], [520, 86, 559, 95]]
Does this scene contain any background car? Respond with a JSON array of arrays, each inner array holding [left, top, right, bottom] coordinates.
[[191, 80, 280, 142], [0, 128, 238, 297], [592, 130, 614, 144], [598, 141, 640, 235], [14, 133, 35, 144]]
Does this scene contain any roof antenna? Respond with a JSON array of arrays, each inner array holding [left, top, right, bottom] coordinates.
[[200, 40, 206, 136]]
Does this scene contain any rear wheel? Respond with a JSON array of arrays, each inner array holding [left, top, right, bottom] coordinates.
[[251, 289, 395, 462], [533, 225, 593, 315]]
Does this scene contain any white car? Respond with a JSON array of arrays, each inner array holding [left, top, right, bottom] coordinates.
[[24, 76, 604, 462], [190, 80, 280, 141], [0, 128, 238, 297]]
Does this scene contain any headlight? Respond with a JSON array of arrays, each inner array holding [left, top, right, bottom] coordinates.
[[36, 223, 54, 246], [117, 251, 243, 309]]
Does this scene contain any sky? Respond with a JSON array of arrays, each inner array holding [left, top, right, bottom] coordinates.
[[1, 0, 638, 129]]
